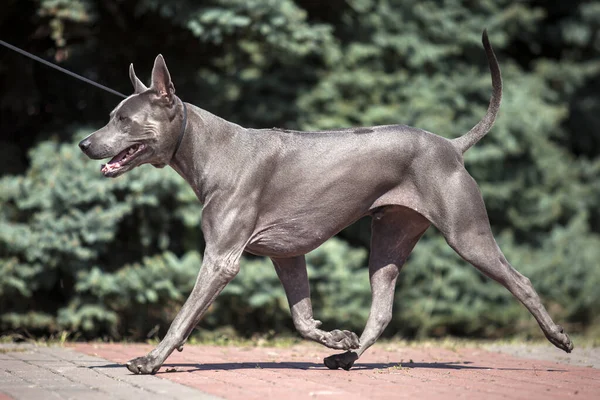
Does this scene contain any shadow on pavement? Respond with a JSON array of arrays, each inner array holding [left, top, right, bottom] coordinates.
[[88, 361, 566, 373]]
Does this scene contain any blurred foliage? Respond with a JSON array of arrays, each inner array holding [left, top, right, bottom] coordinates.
[[0, 0, 599, 341]]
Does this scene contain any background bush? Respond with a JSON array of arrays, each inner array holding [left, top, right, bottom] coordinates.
[[1, 0, 599, 341]]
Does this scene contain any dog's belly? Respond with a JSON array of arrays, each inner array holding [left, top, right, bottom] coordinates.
[[246, 230, 327, 258], [246, 212, 365, 258]]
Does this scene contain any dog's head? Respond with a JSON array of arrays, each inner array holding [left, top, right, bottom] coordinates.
[[79, 55, 183, 177]]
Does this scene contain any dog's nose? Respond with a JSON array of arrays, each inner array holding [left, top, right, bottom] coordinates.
[[78, 139, 91, 152]]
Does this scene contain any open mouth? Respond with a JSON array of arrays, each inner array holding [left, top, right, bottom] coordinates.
[[101, 143, 146, 177]]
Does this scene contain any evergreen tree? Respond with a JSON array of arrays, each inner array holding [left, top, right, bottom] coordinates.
[[1, 0, 598, 339]]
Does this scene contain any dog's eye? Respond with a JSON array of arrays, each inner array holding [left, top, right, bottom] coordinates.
[[117, 115, 130, 123]]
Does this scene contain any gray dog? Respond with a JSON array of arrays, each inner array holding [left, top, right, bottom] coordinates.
[[79, 30, 573, 374]]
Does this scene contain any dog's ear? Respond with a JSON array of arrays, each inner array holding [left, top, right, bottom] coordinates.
[[129, 64, 148, 94], [151, 54, 175, 102]]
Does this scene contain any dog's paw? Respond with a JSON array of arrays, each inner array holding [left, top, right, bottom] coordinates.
[[126, 355, 162, 375], [319, 329, 360, 350], [546, 325, 574, 353], [324, 351, 359, 371]]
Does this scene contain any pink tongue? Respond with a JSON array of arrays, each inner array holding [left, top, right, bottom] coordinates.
[[101, 162, 122, 174], [101, 148, 130, 173]]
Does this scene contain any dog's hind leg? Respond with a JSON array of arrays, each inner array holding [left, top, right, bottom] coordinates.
[[273, 256, 360, 350], [324, 206, 430, 370], [432, 171, 573, 353]]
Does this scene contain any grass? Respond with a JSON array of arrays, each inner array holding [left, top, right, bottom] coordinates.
[[377, 331, 600, 350], [0, 347, 27, 354], [0, 330, 73, 347], [2, 329, 598, 349], [171, 327, 304, 348]]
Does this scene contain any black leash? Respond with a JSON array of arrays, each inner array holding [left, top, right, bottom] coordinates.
[[0, 39, 127, 99], [1, 39, 188, 162]]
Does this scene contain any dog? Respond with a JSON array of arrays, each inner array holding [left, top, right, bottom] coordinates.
[[79, 30, 573, 374]]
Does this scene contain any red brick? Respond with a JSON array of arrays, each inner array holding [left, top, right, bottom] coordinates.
[[71, 342, 600, 400]]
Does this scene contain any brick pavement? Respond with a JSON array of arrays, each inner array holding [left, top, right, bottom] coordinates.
[[0, 344, 217, 400], [74, 342, 600, 400], [1, 342, 599, 400]]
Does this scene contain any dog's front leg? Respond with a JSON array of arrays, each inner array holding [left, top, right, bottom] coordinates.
[[126, 254, 240, 374], [126, 205, 253, 374]]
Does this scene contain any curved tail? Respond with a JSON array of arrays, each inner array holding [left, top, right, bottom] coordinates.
[[452, 29, 502, 154]]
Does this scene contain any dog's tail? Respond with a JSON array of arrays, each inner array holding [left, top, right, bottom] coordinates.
[[452, 29, 502, 154]]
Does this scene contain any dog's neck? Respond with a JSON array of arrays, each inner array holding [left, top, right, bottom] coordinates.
[[169, 104, 246, 204]]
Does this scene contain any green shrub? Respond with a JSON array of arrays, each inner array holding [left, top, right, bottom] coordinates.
[[1, 0, 600, 341], [2, 135, 600, 340], [0, 131, 202, 338]]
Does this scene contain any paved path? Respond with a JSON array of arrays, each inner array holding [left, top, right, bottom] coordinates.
[[0, 344, 216, 399], [1, 342, 599, 399]]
